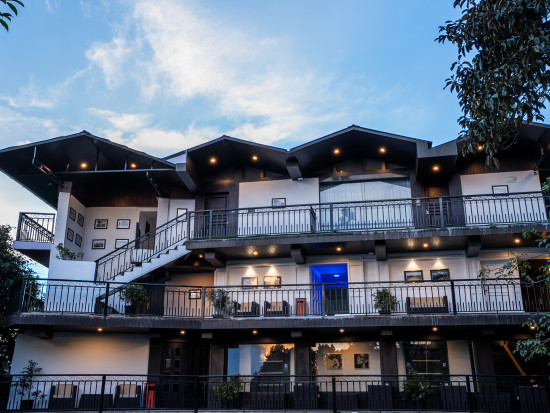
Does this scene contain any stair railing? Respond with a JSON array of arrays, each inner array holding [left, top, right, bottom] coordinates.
[[95, 213, 188, 281]]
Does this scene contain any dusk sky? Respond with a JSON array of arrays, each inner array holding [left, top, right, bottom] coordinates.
[[1, 0, 549, 242]]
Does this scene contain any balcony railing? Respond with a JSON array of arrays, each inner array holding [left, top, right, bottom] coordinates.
[[1, 373, 549, 412], [15, 213, 55, 244], [11, 277, 550, 319], [188, 191, 550, 240]]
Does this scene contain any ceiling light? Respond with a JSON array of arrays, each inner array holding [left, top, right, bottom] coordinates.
[[198, 254, 203, 259], [333, 148, 340, 155], [336, 246, 342, 252], [432, 326, 438, 332], [252, 330, 258, 335], [253, 251, 258, 256], [130, 163, 137, 168], [81, 162, 87, 169], [477, 145, 483, 151], [252, 155, 258, 161], [334, 274, 340, 278], [339, 328, 345, 333], [530, 325, 536, 330], [180, 330, 186, 335], [514, 238, 521, 244], [210, 157, 217, 164], [432, 165, 440, 172], [379, 147, 386, 153], [423, 243, 429, 248], [97, 328, 103, 332]]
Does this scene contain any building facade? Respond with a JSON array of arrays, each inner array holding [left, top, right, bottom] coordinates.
[[2, 124, 550, 411]]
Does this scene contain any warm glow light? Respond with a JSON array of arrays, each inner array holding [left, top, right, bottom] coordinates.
[[333, 148, 340, 155], [253, 251, 258, 256], [130, 163, 137, 168], [198, 254, 203, 259], [514, 238, 521, 244], [210, 157, 217, 164], [97, 328, 103, 332], [339, 328, 345, 333], [477, 145, 483, 151], [81, 162, 87, 169], [423, 243, 429, 248], [252, 330, 258, 335], [379, 147, 386, 153], [432, 165, 440, 172], [180, 330, 186, 335], [252, 155, 258, 161], [432, 326, 438, 332], [336, 246, 342, 252], [530, 325, 536, 330]]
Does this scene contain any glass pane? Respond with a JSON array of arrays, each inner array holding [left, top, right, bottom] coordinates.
[[402, 341, 449, 375]]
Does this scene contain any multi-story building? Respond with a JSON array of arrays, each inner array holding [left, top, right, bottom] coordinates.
[[1, 123, 550, 412]]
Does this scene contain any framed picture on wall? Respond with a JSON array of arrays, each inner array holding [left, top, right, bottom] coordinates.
[[492, 185, 509, 194], [117, 219, 131, 229], [77, 213, 84, 227], [177, 208, 188, 221], [404, 270, 423, 282], [241, 277, 258, 288], [75, 234, 82, 247], [189, 289, 202, 300], [69, 207, 76, 221], [327, 354, 343, 370], [92, 239, 106, 249], [94, 219, 108, 229], [264, 276, 281, 288], [115, 239, 129, 249], [66, 228, 74, 242], [272, 198, 286, 207], [431, 269, 450, 281], [354, 353, 369, 369]]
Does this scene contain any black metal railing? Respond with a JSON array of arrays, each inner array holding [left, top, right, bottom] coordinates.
[[13, 277, 550, 319], [188, 191, 549, 240], [16, 213, 55, 244], [1, 373, 549, 412], [95, 213, 188, 282]]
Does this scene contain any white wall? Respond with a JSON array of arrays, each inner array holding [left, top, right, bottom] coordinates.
[[11, 332, 149, 375], [238, 178, 319, 208], [448, 340, 472, 375], [460, 170, 541, 195], [387, 253, 470, 282]]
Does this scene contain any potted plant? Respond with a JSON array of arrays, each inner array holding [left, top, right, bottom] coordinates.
[[402, 369, 431, 408], [212, 376, 241, 408], [372, 288, 399, 314], [55, 243, 84, 260], [206, 288, 232, 318], [17, 360, 45, 410], [121, 284, 149, 315]]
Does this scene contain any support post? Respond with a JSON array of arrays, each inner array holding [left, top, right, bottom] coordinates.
[[104, 283, 110, 317], [331, 376, 337, 413], [99, 375, 106, 413], [450, 280, 457, 315], [439, 197, 445, 228]]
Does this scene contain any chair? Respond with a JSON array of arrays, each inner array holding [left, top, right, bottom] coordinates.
[[233, 301, 260, 317], [114, 383, 142, 408], [264, 300, 290, 316], [406, 296, 449, 314], [48, 384, 77, 410]]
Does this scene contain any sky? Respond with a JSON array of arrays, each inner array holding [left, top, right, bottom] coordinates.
[[1, 0, 549, 248]]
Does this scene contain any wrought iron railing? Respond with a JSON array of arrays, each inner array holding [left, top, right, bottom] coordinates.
[[15, 213, 55, 244], [1, 373, 549, 412], [12, 277, 550, 319], [188, 191, 550, 240], [95, 213, 188, 282]]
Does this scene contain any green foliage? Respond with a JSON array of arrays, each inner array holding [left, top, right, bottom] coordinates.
[[403, 370, 432, 401], [121, 284, 149, 306], [55, 243, 84, 260], [206, 288, 233, 317], [437, 0, 550, 166], [517, 315, 550, 360], [0, 0, 24, 31], [372, 288, 399, 312], [0, 225, 34, 373], [17, 360, 43, 400], [213, 376, 241, 401]]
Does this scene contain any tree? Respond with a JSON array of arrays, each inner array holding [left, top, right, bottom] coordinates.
[[0, 0, 24, 32], [437, 0, 550, 167], [0, 224, 34, 373]]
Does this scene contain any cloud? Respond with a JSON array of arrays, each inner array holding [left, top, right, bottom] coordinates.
[[0, 106, 66, 146], [0, 80, 56, 109]]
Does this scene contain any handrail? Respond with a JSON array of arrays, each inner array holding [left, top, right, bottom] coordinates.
[[16, 212, 55, 243]]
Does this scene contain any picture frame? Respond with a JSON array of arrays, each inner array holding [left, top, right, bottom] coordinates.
[[75, 234, 82, 247], [327, 353, 343, 370], [354, 353, 369, 369], [264, 276, 281, 288], [92, 239, 106, 249], [431, 268, 450, 281], [492, 185, 509, 194], [77, 213, 84, 227], [176, 208, 188, 221], [69, 207, 76, 221], [189, 289, 202, 300], [115, 239, 129, 249], [117, 219, 131, 229], [66, 228, 74, 242], [272, 198, 286, 207], [404, 270, 423, 282], [94, 219, 108, 229], [241, 277, 258, 288]]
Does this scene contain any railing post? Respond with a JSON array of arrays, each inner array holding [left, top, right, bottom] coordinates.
[[18, 278, 26, 313], [439, 197, 445, 228], [194, 375, 199, 413], [465, 375, 474, 413], [329, 204, 334, 233], [99, 374, 106, 413], [201, 286, 206, 319], [450, 280, 458, 315], [16, 212, 23, 241], [321, 285, 326, 316], [208, 210, 213, 240], [104, 283, 110, 317], [187, 211, 191, 240], [331, 376, 337, 413]]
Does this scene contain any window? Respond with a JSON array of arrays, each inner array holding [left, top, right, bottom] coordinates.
[[400, 341, 449, 376]]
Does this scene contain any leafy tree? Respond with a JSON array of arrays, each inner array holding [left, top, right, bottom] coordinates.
[[0, 0, 24, 32], [437, 0, 550, 166], [0, 224, 34, 373]]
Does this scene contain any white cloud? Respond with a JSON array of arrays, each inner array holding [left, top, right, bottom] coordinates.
[[0, 80, 55, 109], [0, 106, 65, 146]]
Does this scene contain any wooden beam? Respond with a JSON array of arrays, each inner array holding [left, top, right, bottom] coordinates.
[[466, 236, 481, 257], [375, 240, 387, 261], [286, 157, 302, 180], [175, 162, 199, 193], [290, 245, 306, 264], [205, 251, 226, 268]]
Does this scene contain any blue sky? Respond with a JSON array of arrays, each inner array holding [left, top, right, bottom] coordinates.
[[1, 0, 548, 242]]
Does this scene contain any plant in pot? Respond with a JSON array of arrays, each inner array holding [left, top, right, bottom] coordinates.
[[372, 288, 399, 314], [121, 284, 149, 315], [212, 376, 241, 408], [17, 360, 45, 410], [206, 288, 232, 318], [402, 369, 431, 408]]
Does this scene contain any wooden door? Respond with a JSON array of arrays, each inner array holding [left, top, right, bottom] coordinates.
[[205, 194, 234, 238]]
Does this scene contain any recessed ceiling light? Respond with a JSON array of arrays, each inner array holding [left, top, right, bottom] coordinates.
[[336, 246, 342, 252], [252, 251, 258, 256], [339, 328, 345, 333], [198, 254, 203, 259], [97, 327, 103, 332], [423, 243, 429, 248], [180, 330, 186, 335], [252, 155, 258, 161], [477, 145, 483, 151], [514, 238, 521, 244], [333, 148, 340, 155], [81, 162, 87, 169], [432, 326, 438, 332], [210, 157, 217, 164], [130, 163, 137, 168], [379, 147, 386, 153], [432, 165, 440, 172], [252, 330, 258, 335], [530, 325, 536, 330], [334, 274, 340, 277]]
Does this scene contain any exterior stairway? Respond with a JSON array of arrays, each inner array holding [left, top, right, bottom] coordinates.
[[95, 215, 189, 283]]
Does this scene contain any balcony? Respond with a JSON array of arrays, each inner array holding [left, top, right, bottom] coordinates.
[[1, 373, 549, 412], [7, 277, 548, 330], [13, 213, 55, 266]]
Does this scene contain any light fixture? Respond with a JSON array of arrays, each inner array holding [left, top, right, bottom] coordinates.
[[252, 155, 258, 161], [130, 163, 137, 168], [180, 330, 186, 335], [210, 157, 217, 164], [334, 274, 340, 278], [432, 165, 440, 172], [333, 148, 340, 155], [423, 243, 429, 248], [336, 246, 342, 252], [379, 147, 386, 154], [252, 251, 258, 256], [514, 238, 521, 244], [252, 330, 258, 335], [198, 254, 203, 259], [432, 326, 438, 332], [530, 325, 536, 330], [477, 145, 483, 151], [339, 328, 345, 333], [97, 328, 103, 332], [81, 162, 88, 169]]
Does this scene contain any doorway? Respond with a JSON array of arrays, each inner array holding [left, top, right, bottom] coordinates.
[[137, 211, 157, 249], [310, 264, 349, 315], [205, 194, 235, 238]]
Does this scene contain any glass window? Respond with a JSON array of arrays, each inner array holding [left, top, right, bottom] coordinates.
[[320, 178, 411, 203], [227, 344, 294, 376], [310, 342, 380, 376], [401, 341, 449, 376]]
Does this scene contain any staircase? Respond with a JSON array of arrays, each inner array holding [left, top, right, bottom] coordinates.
[[95, 215, 189, 283]]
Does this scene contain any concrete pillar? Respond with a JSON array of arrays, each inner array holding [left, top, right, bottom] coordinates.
[[294, 341, 310, 376], [209, 342, 225, 375]]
